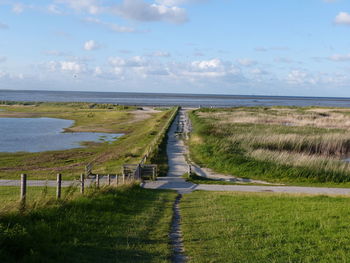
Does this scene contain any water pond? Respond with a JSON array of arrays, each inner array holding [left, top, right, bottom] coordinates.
[[0, 117, 122, 153]]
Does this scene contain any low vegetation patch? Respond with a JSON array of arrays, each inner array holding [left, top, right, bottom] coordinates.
[[0, 185, 177, 262], [181, 191, 350, 263], [190, 107, 350, 184]]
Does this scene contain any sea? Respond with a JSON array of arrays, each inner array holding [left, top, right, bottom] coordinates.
[[1, 89, 350, 108]]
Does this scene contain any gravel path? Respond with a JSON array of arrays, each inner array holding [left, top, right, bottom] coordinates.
[[143, 108, 195, 194]]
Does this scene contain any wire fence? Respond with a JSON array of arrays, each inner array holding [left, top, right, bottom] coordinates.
[[0, 173, 134, 213]]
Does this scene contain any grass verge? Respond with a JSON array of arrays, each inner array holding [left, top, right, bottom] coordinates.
[[0, 184, 177, 262], [181, 191, 350, 263]]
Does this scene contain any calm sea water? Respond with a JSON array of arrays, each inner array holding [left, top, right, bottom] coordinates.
[[0, 117, 122, 153], [1, 90, 350, 107]]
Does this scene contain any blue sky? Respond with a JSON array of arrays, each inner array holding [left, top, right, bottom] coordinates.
[[0, 0, 350, 96]]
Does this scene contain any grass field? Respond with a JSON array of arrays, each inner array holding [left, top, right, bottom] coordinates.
[[181, 191, 350, 263], [189, 107, 350, 185], [0, 102, 176, 179], [0, 184, 177, 263]]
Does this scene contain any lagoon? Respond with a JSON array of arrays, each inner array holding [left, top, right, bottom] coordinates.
[[0, 117, 122, 153]]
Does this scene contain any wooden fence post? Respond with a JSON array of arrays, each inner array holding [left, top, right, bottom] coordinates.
[[96, 174, 100, 188], [107, 174, 111, 186], [56, 173, 62, 199], [152, 167, 156, 181], [136, 164, 142, 180], [80, 174, 85, 194], [116, 174, 119, 186], [122, 171, 125, 184], [20, 174, 27, 205]]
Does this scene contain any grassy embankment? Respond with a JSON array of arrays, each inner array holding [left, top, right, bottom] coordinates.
[[189, 107, 350, 186], [0, 102, 176, 180], [181, 191, 350, 263], [0, 184, 177, 262]]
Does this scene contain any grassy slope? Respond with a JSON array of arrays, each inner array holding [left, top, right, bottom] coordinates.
[[0, 185, 177, 263], [181, 191, 350, 263], [0, 102, 176, 179], [189, 107, 350, 185]]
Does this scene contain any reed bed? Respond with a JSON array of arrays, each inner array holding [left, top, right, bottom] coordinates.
[[190, 107, 350, 184]]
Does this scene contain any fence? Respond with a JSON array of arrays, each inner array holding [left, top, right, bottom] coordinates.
[[0, 172, 134, 212], [123, 106, 179, 180], [140, 106, 179, 165]]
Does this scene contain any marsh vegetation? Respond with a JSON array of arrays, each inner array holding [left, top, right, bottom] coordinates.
[[190, 107, 350, 184]]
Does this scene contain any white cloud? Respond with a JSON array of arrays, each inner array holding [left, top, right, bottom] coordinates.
[[109, 56, 148, 67], [191, 58, 222, 70], [60, 61, 86, 73], [44, 50, 69, 56], [48, 61, 87, 73], [147, 51, 171, 57], [251, 68, 269, 75], [94, 66, 103, 76], [0, 22, 8, 29], [185, 58, 241, 78], [47, 4, 63, 14], [156, 0, 206, 6], [84, 40, 100, 51], [12, 3, 24, 14], [104, 56, 242, 81], [55, 0, 101, 14], [334, 12, 350, 25], [54, 0, 188, 24], [115, 0, 188, 24], [83, 17, 136, 33], [286, 70, 317, 85], [274, 57, 294, 64], [328, 53, 350, 61], [255, 46, 289, 52], [237, 58, 257, 67]]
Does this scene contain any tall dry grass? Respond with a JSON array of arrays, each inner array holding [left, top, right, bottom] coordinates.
[[192, 107, 350, 183], [228, 133, 350, 157]]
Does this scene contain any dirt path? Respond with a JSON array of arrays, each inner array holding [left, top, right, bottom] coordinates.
[[170, 194, 187, 263]]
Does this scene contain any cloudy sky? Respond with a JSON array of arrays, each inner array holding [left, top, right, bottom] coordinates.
[[0, 0, 349, 96]]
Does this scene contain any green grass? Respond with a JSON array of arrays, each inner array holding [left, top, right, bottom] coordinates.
[[181, 191, 350, 263], [0, 186, 80, 212], [189, 107, 350, 185], [0, 102, 177, 179], [0, 184, 177, 262]]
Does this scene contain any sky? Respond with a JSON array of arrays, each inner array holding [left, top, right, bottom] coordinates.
[[0, 0, 350, 96]]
